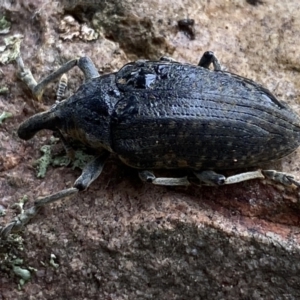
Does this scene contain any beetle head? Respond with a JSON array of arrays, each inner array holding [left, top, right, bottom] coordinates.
[[18, 74, 119, 152]]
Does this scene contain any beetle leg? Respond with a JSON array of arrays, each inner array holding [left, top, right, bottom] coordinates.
[[139, 170, 191, 186], [198, 51, 221, 71], [16, 55, 99, 101], [0, 152, 109, 238]]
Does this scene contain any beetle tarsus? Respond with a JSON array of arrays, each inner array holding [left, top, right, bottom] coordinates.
[[0, 203, 42, 238], [262, 170, 300, 187], [0, 188, 79, 239]]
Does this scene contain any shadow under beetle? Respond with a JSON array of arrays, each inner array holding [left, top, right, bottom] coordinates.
[[2, 51, 300, 237]]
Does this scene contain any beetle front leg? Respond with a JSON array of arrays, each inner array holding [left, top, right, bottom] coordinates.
[[16, 55, 99, 101], [0, 152, 109, 238]]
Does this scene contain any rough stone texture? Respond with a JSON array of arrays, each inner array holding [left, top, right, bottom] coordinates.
[[1, 0, 300, 299]]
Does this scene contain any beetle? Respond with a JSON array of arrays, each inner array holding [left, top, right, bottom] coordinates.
[[1, 51, 300, 237]]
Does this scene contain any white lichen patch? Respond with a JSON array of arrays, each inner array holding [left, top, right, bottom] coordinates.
[[59, 15, 98, 41], [0, 34, 23, 64]]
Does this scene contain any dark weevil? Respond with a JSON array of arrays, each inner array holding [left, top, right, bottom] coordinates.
[[1, 51, 300, 237]]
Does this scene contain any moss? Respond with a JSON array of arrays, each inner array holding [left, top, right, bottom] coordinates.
[[35, 142, 95, 178], [0, 15, 11, 34], [0, 111, 12, 124], [34, 145, 52, 178], [0, 34, 23, 64], [0, 86, 9, 95]]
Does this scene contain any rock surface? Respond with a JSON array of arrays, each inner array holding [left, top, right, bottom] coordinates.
[[1, 0, 300, 298]]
